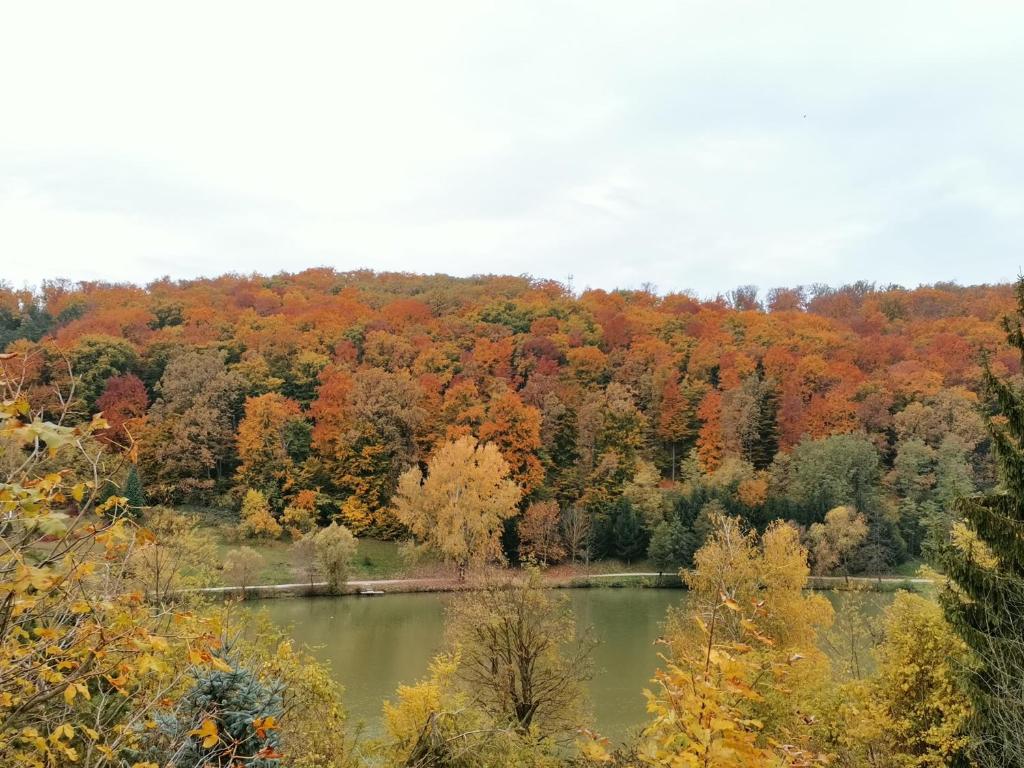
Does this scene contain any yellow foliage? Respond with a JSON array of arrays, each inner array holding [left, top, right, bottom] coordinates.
[[0, 392, 226, 768], [239, 487, 283, 539], [392, 436, 521, 576]]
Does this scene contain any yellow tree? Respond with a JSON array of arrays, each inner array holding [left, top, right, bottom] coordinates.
[[661, 514, 833, 759], [235, 392, 303, 504], [827, 592, 972, 768], [0, 362, 226, 767], [632, 594, 826, 768], [239, 487, 283, 539], [518, 500, 566, 565], [392, 436, 521, 579]]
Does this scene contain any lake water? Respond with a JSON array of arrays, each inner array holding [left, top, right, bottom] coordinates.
[[251, 587, 894, 742]]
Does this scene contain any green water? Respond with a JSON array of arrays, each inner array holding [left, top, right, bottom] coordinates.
[[252, 587, 898, 742], [252, 588, 684, 741]]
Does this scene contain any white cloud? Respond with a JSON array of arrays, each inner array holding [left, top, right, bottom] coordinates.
[[1, 1, 1022, 295]]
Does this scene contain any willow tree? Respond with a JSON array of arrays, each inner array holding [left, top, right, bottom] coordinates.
[[939, 277, 1024, 768]]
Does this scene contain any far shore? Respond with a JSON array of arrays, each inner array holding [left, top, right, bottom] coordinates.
[[183, 571, 933, 601]]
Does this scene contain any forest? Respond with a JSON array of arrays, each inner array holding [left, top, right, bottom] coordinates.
[[0, 271, 1014, 573], [3, 271, 1024, 767]]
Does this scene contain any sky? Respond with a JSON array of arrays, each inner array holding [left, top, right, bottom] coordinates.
[[1, 1, 1022, 297]]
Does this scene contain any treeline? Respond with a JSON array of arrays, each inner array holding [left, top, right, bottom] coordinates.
[[0, 271, 1015, 572]]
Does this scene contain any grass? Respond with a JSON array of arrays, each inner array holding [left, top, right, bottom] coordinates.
[[175, 505, 409, 586], [891, 557, 925, 577]]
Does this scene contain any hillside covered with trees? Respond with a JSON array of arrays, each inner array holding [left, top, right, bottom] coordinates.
[[0, 272, 1015, 574]]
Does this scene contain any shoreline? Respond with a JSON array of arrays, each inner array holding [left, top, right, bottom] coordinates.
[[183, 571, 933, 601]]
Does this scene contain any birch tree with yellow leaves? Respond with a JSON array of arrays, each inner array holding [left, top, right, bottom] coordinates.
[[392, 436, 522, 579]]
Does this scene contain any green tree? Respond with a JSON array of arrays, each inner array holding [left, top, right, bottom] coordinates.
[[939, 278, 1024, 767], [123, 464, 146, 516], [648, 516, 698, 577], [139, 656, 283, 768], [611, 500, 648, 563], [314, 522, 358, 593], [68, 334, 138, 413]]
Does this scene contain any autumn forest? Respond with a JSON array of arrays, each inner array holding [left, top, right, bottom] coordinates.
[[3, 270, 1024, 767]]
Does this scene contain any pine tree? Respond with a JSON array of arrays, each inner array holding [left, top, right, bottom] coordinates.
[[750, 362, 780, 470], [612, 500, 648, 563], [939, 277, 1024, 767], [123, 465, 146, 517], [138, 654, 284, 767]]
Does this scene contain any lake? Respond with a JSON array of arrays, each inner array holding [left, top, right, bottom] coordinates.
[[250, 587, 894, 742]]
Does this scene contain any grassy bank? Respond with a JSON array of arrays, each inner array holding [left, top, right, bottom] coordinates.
[[176, 507, 930, 596]]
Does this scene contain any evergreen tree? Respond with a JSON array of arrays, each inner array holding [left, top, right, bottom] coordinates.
[[612, 500, 648, 563], [647, 516, 698, 577], [750, 364, 780, 470], [139, 655, 283, 768], [939, 277, 1024, 768], [123, 465, 146, 517]]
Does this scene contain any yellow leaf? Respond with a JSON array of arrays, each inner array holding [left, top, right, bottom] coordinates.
[[189, 718, 219, 749], [709, 717, 736, 731], [63, 685, 77, 706]]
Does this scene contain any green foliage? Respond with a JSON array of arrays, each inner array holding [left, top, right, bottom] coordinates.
[[938, 277, 1024, 767], [611, 501, 648, 563], [647, 516, 698, 576], [314, 521, 358, 593], [123, 464, 146, 516]]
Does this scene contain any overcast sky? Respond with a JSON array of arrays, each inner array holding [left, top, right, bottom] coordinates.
[[1, 2, 1022, 297]]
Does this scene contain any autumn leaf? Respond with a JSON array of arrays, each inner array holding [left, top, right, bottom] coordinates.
[[189, 717, 219, 749]]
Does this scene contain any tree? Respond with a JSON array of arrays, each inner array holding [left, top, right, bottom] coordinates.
[[444, 570, 594, 736], [136, 349, 244, 503], [235, 392, 304, 505], [310, 366, 426, 533], [622, 460, 667, 530], [560, 504, 591, 566], [621, 515, 829, 768], [223, 546, 266, 596], [479, 391, 545, 495], [678, 515, 833, 651], [0, 383, 226, 767], [647, 520, 676, 577], [807, 505, 869, 576], [656, 376, 701, 482], [314, 521, 358, 593], [139, 655, 284, 768], [392, 436, 522, 579], [94, 372, 148, 448], [939, 278, 1024, 767], [123, 463, 146, 516], [68, 334, 139, 413], [280, 488, 319, 537], [868, 592, 971, 768], [611, 500, 648, 563], [517, 500, 566, 565], [128, 506, 218, 600], [721, 368, 779, 470], [240, 488, 283, 539], [647, 516, 698, 578], [290, 533, 320, 589], [382, 653, 553, 768]]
